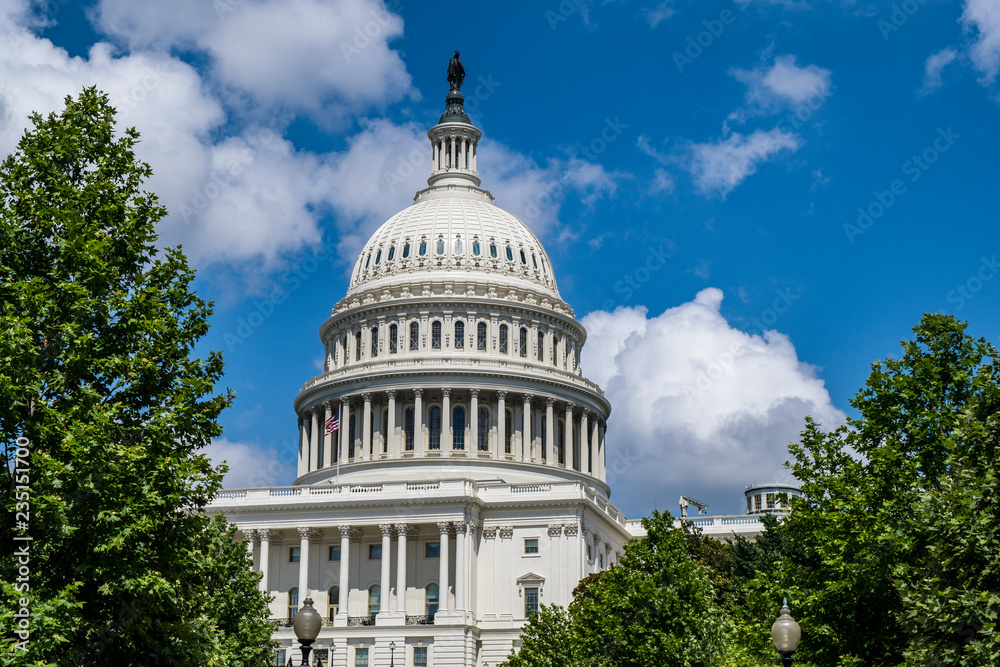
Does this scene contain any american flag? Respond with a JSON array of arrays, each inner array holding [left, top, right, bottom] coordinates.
[[325, 411, 340, 435]]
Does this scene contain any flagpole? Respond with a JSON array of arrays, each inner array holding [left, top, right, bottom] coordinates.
[[335, 411, 340, 485]]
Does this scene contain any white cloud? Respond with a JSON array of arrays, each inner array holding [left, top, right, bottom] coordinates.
[[205, 438, 297, 488], [961, 0, 1000, 84], [685, 129, 802, 198], [581, 289, 845, 516], [644, 1, 674, 27], [94, 0, 415, 118], [731, 54, 832, 117], [920, 48, 959, 95]]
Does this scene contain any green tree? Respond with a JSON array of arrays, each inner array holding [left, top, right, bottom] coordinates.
[[774, 314, 1000, 666], [503, 605, 584, 667], [0, 88, 275, 665]]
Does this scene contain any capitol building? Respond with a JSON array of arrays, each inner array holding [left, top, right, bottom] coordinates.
[[207, 62, 784, 667]]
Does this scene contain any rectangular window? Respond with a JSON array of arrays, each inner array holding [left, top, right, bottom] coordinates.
[[355, 647, 369, 667], [275, 649, 286, 666], [329, 545, 341, 561], [425, 542, 440, 558], [586, 544, 592, 561], [289, 547, 301, 562], [524, 538, 539, 554], [524, 586, 539, 617], [369, 544, 382, 559], [766, 493, 776, 510], [499, 324, 508, 354], [414, 647, 428, 667], [754, 494, 762, 511]]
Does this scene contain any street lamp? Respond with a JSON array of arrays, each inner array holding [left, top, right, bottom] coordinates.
[[389, 641, 395, 667], [292, 598, 322, 667], [771, 599, 801, 666]]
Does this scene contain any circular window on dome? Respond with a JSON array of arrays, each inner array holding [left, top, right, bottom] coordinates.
[[375, 249, 382, 265], [472, 241, 481, 256], [403, 243, 411, 258], [436, 238, 445, 255], [419, 240, 427, 256], [454, 238, 463, 254], [519, 249, 527, 265], [490, 242, 498, 259], [505, 245, 513, 261], [387, 245, 395, 261]]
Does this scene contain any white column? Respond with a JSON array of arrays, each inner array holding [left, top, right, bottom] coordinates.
[[438, 522, 451, 612], [309, 408, 321, 472], [455, 522, 467, 611], [387, 390, 397, 458], [545, 398, 555, 465], [522, 395, 532, 462], [470, 389, 479, 455], [496, 391, 506, 459], [432, 140, 439, 172], [442, 388, 452, 452], [379, 524, 393, 617], [414, 389, 424, 456], [298, 527, 313, 602], [599, 420, 607, 480], [258, 529, 273, 594], [579, 410, 589, 473], [297, 416, 308, 477], [323, 402, 334, 468], [471, 142, 477, 172], [395, 524, 409, 615], [337, 526, 352, 618], [362, 392, 372, 461], [565, 403, 574, 469], [460, 136, 467, 169], [340, 398, 350, 463]]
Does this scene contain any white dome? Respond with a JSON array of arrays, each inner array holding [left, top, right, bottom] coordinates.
[[348, 189, 559, 298]]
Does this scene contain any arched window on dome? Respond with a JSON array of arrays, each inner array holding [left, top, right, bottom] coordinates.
[[431, 321, 442, 350], [435, 238, 445, 255], [328, 586, 340, 620], [540, 414, 547, 462], [368, 585, 380, 620], [519, 249, 527, 265], [537, 331, 544, 362], [505, 245, 514, 261], [505, 408, 514, 455], [499, 324, 509, 355], [364, 252, 372, 269], [403, 242, 411, 259], [387, 245, 395, 261], [519, 327, 528, 358], [404, 406, 414, 451], [371, 327, 379, 357], [409, 322, 420, 351], [428, 405, 442, 450], [477, 406, 489, 451], [558, 419, 566, 465], [454, 320, 465, 349], [356, 331, 363, 361], [452, 405, 466, 450], [477, 322, 487, 351], [349, 415, 357, 459], [425, 583, 439, 617], [454, 237, 463, 254], [375, 249, 382, 265], [552, 336, 558, 366], [472, 240, 481, 256], [419, 240, 427, 256], [490, 242, 498, 259], [380, 408, 388, 455], [389, 324, 398, 354]]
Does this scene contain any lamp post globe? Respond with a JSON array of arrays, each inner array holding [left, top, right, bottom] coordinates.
[[389, 640, 396, 667], [292, 598, 322, 666], [770, 599, 801, 666]]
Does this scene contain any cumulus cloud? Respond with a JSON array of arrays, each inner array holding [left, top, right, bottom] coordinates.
[[94, 0, 415, 118], [684, 129, 802, 198], [731, 54, 832, 118], [962, 0, 1000, 84], [581, 289, 845, 517], [205, 438, 297, 489], [920, 48, 959, 95], [644, 1, 674, 27]]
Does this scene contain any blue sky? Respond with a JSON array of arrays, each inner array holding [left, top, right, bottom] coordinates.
[[3, 0, 998, 518]]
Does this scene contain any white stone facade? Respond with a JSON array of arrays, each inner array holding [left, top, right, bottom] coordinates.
[[207, 83, 632, 666]]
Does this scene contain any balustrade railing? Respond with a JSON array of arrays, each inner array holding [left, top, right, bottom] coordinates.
[[405, 615, 435, 625]]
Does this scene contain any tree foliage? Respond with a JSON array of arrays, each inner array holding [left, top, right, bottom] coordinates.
[[0, 88, 274, 665]]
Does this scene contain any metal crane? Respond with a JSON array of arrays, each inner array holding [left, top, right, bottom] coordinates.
[[679, 495, 708, 518]]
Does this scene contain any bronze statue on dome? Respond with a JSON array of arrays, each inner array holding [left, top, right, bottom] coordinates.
[[447, 51, 465, 90]]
